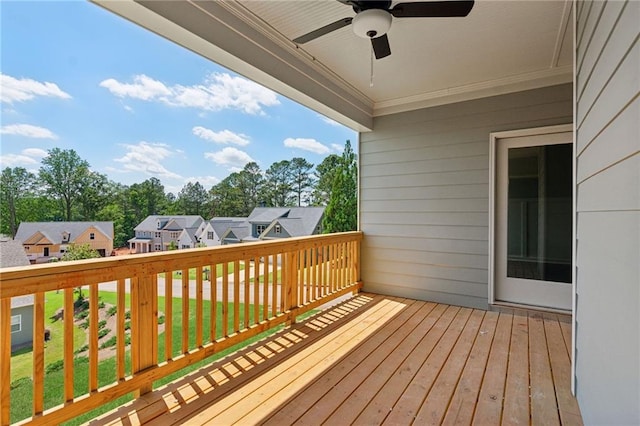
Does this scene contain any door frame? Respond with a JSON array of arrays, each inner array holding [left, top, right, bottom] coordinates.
[[488, 123, 574, 311]]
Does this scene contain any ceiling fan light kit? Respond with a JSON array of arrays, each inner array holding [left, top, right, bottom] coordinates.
[[352, 9, 392, 39]]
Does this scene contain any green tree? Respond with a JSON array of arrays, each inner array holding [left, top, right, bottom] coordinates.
[[210, 175, 244, 217], [61, 243, 101, 261], [236, 162, 264, 214], [312, 154, 341, 206], [39, 148, 91, 220], [262, 160, 294, 207], [323, 140, 357, 233], [0, 167, 37, 237], [290, 157, 314, 206], [177, 181, 209, 216]]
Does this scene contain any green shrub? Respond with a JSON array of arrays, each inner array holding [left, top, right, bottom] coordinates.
[[10, 377, 31, 390], [98, 300, 106, 309], [99, 336, 117, 349], [98, 328, 110, 339], [79, 320, 89, 329], [157, 315, 165, 325], [124, 310, 131, 320], [98, 320, 107, 330], [124, 320, 131, 331], [74, 344, 89, 354], [106, 305, 117, 317], [75, 310, 89, 320], [45, 359, 64, 374]]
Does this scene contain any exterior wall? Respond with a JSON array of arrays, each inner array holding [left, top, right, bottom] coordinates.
[[11, 305, 34, 350], [360, 84, 573, 309], [574, 1, 639, 423], [75, 226, 114, 256]]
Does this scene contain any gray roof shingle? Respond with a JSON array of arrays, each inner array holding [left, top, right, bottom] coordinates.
[[15, 222, 114, 244]]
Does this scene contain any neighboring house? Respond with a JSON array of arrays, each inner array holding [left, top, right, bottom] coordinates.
[[0, 238, 34, 351], [200, 218, 247, 246], [219, 207, 324, 244], [15, 222, 114, 263], [128, 215, 205, 253]]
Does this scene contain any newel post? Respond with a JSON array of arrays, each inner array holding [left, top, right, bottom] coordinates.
[[130, 270, 158, 396]]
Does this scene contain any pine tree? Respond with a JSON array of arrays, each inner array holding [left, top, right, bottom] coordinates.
[[323, 140, 357, 233]]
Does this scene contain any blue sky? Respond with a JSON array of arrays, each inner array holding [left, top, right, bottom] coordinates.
[[0, 1, 357, 193]]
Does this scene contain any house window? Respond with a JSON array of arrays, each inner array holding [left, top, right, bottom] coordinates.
[[207, 232, 214, 240], [170, 232, 180, 239], [182, 245, 190, 249], [154, 244, 162, 251], [24, 246, 29, 251], [275, 225, 281, 234], [256, 224, 266, 235], [155, 232, 161, 238], [90, 233, 95, 240], [11, 315, 21, 333]]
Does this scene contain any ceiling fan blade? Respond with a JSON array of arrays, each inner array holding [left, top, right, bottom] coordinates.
[[390, 1, 474, 18], [293, 17, 353, 44], [371, 34, 391, 59]]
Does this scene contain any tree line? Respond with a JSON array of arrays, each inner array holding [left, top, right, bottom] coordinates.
[[0, 141, 357, 247]]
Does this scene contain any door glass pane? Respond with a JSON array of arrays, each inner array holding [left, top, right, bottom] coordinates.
[[507, 143, 572, 283]]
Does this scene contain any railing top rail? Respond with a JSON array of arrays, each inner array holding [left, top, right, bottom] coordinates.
[[0, 231, 363, 299]]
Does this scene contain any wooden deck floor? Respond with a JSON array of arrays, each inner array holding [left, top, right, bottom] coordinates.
[[91, 294, 582, 425]]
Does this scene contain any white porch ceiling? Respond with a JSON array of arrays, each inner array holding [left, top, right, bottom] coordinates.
[[94, 0, 573, 131]]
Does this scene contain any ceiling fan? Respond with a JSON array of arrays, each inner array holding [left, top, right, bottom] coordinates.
[[293, 1, 475, 59]]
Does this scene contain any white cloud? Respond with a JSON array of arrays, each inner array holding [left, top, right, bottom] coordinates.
[[192, 126, 250, 146], [0, 73, 71, 104], [184, 175, 220, 187], [1, 123, 58, 139], [100, 72, 279, 115], [0, 148, 47, 167], [331, 143, 344, 153], [284, 137, 331, 155], [114, 141, 182, 180], [205, 147, 254, 169], [22, 148, 48, 158]]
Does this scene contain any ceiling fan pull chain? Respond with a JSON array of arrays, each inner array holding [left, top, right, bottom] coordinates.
[[370, 44, 374, 87]]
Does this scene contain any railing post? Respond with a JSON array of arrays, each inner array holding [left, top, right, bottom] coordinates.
[[131, 271, 157, 396], [284, 251, 299, 324], [0, 298, 11, 426]]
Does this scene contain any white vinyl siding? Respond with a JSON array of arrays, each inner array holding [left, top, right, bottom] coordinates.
[[574, 1, 639, 424], [360, 84, 573, 309]]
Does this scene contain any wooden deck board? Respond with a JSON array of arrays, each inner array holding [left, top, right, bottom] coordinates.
[[88, 294, 583, 426]]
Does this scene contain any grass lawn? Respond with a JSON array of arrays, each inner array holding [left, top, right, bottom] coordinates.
[[9, 290, 276, 425], [10, 291, 86, 382], [170, 261, 245, 280]]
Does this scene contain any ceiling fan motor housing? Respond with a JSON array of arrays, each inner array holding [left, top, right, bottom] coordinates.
[[352, 9, 392, 39]]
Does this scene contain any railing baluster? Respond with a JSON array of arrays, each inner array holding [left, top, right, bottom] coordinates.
[[222, 262, 229, 336], [64, 287, 74, 402], [196, 266, 203, 348], [117, 279, 126, 379], [89, 284, 99, 393], [0, 298, 10, 425], [164, 271, 173, 360], [271, 254, 278, 317], [253, 259, 260, 325], [181, 269, 189, 353], [32, 292, 45, 416], [262, 257, 268, 321], [210, 263, 217, 341], [233, 260, 240, 333], [244, 258, 250, 329]]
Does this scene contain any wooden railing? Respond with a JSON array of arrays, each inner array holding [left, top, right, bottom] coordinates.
[[0, 231, 362, 425]]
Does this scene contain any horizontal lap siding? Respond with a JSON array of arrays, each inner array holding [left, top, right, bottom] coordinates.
[[575, 1, 640, 424], [360, 84, 573, 309]]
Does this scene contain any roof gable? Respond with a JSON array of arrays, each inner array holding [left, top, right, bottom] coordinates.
[[15, 222, 114, 245]]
